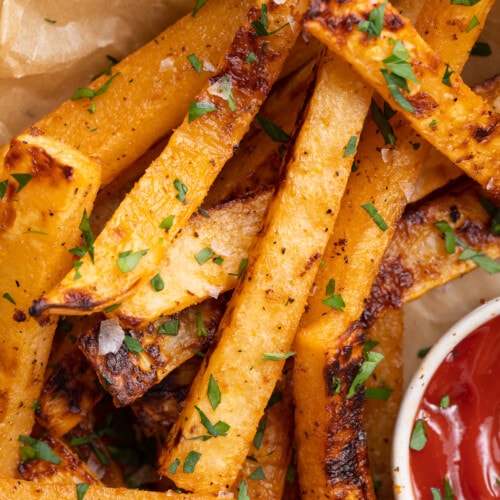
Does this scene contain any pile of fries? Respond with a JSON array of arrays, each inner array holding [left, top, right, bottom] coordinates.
[[1, 0, 499, 498]]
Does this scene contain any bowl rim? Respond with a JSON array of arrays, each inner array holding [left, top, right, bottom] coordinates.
[[391, 296, 500, 498]]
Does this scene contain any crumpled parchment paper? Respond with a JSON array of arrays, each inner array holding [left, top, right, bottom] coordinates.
[[0, 0, 193, 143], [0, 0, 499, 386]]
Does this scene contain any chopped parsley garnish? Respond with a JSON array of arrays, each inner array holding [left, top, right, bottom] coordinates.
[[253, 416, 267, 450], [103, 303, 121, 313], [381, 39, 419, 113], [195, 247, 216, 265], [196, 311, 207, 336], [248, 466, 266, 480], [123, 335, 143, 354], [244, 52, 258, 63], [173, 178, 188, 204], [322, 278, 345, 311], [229, 258, 249, 278], [0, 180, 8, 198], [410, 419, 427, 451], [434, 220, 500, 273], [343, 135, 358, 157], [18, 435, 62, 464], [44, 18, 57, 24], [265, 391, 283, 409], [365, 382, 393, 401], [150, 273, 164, 292], [418, 346, 431, 358], [11, 173, 32, 192], [76, 483, 89, 500], [69, 434, 98, 446], [217, 75, 236, 111], [169, 458, 181, 474], [459, 248, 500, 274], [238, 480, 250, 500], [443, 477, 454, 500], [479, 197, 500, 235], [442, 64, 455, 87], [158, 319, 180, 336], [71, 73, 120, 113], [188, 101, 217, 122], [451, 0, 481, 4], [207, 374, 221, 410], [160, 215, 175, 230], [101, 372, 113, 385], [358, 0, 387, 39], [187, 53, 202, 74], [370, 99, 396, 146], [251, 4, 289, 36], [256, 114, 291, 143], [2, 292, 15, 305], [362, 203, 388, 231], [431, 488, 442, 500], [364, 340, 380, 352], [471, 41, 491, 57], [331, 376, 342, 394], [198, 206, 210, 218], [192, 0, 208, 17], [347, 350, 384, 398], [69, 209, 95, 263], [466, 15, 480, 32], [183, 450, 202, 473], [195, 406, 230, 437], [260, 351, 295, 361], [287, 464, 297, 484], [116, 248, 148, 273], [439, 394, 450, 409], [381, 69, 414, 113], [30, 399, 40, 410]]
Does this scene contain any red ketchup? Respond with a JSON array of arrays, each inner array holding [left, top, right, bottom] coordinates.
[[410, 315, 500, 499]]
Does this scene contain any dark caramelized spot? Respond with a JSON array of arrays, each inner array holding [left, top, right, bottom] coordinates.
[[13, 309, 27, 322], [406, 91, 438, 118]]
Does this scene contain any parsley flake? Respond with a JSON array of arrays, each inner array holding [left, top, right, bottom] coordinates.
[[160, 215, 175, 230], [69, 209, 95, 263], [196, 311, 207, 336], [150, 273, 164, 292], [195, 405, 230, 437], [229, 258, 249, 278], [244, 52, 258, 63], [71, 73, 120, 113], [442, 64, 455, 87], [123, 335, 143, 355], [256, 114, 291, 143], [195, 247, 216, 265], [451, 0, 481, 4], [466, 15, 480, 32], [343, 135, 358, 157], [347, 350, 384, 398], [188, 101, 217, 122], [158, 319, 180, 336], [322, 278, 345, 311], [116, 248, 148, 273], [183, 450, 202, 473], [358, 0, 387, 39], [192, 0, 208, 17], [365, 382, 393, 401], [439, 394, 450, 409], [76, 483, 89, 500], [169, 458, 180, 474], [11, 173, 32, 193], [410, 419, 427, 451], [207, 374, 221, 410], [251, 4, 290, 36], [174, 178, 188, 204], [187, 53, 202, 74], [0, 180, 8, 198], [362, 203, 388, 231], [18, 435, 62, 464], [260, 351, 295, 361], [248, 466, 266, 480], [238, 481, 250, 500], [253, 416, 267, 450], [370, 99, 396, 146], [2, 292, 15, 305]]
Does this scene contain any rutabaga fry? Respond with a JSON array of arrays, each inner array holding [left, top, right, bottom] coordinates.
[[304, 0, 500, 197], [0, 135, 101, 477], [294, 0, 495, 495], [0, 0, 254, 187], [158, 48, 372, 494], [30, 1, 304, 318]]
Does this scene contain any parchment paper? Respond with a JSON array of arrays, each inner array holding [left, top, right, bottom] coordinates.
[[0, 0, 499, 387]]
